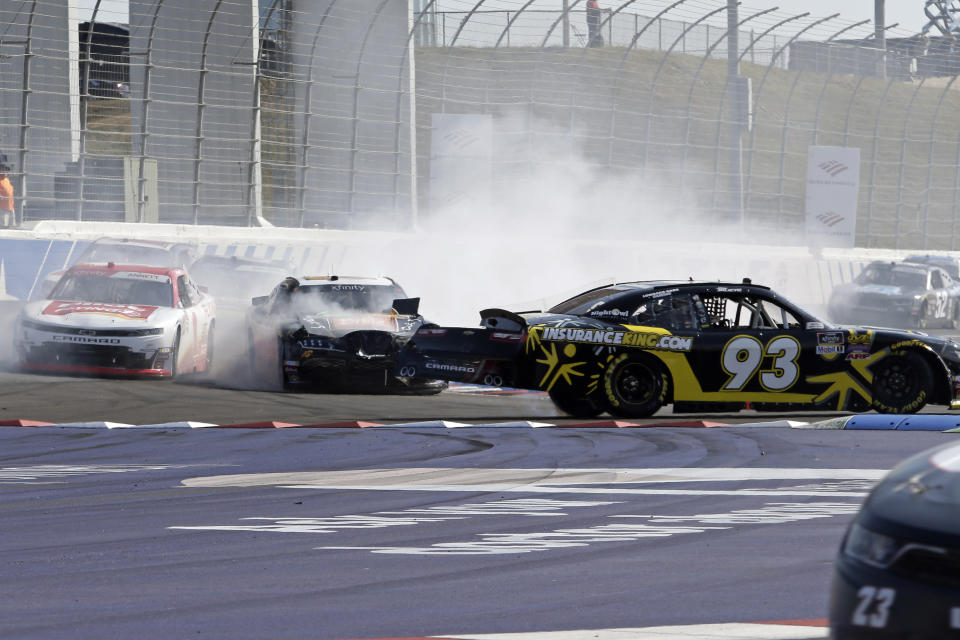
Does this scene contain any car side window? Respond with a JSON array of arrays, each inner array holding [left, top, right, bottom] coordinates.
[[631, 294, 697, 330], [932, 270, 944, 290]]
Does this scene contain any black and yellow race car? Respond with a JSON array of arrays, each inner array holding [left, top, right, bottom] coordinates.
[[396, 279, 960, 417]]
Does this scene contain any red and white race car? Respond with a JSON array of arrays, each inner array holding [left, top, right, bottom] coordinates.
[[14, 263, 215, 377]]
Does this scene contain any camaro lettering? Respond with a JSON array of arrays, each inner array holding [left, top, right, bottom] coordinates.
[[425, 362, 476, 374], [52, 336, 121, 344]]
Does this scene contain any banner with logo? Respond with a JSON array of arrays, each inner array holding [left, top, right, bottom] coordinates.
[[430, 113, 493, 215], [805, 146, 860, 248]]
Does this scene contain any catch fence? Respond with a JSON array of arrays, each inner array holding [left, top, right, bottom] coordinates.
[[0, 0, 956, 249]]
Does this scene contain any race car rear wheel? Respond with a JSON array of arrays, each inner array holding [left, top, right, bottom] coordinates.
[[602, 353, 669, 418], [870, 350, 934, 414], [548, 389, 604, 418]]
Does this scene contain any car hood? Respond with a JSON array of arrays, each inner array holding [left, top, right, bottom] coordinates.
[[291, 312, 421, 338], [858, 440, 960, 547], [25, 300, 177, 327]]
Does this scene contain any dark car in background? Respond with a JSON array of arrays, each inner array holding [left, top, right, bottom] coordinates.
[[247, 275, 446, 394], [188, 255, 294, 309], [827, 260, 960, 329], [830, 440, 960, 639], [397, 279, 960, 417]]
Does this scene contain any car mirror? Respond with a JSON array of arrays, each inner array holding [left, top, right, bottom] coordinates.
[[392, 297, 420, 316]]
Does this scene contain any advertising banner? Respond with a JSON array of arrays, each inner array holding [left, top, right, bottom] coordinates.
[[805, 146, 860, 248], [430, 113, 492, 215]]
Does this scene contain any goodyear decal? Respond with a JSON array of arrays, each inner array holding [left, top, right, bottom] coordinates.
[[540, 327, 692, 352]]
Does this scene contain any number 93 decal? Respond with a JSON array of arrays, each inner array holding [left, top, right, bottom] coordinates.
[[721, 335, 801, 391]]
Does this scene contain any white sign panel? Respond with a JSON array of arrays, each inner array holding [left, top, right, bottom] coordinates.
[[805, 146, 860, 248], [430, 113, 493, 214]]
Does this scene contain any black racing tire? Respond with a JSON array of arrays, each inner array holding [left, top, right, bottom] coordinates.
[[278, 338, 293, 391], [918, 302, 931, 330], [601, 353, 669, 418], [548, 388, 604, 418], [871, 350, 934, 414], [170, 329, 181, 379]]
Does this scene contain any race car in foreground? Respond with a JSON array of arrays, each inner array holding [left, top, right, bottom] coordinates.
[[15, 263, 215, 377], [247, 275, 446, 394], [397, 279, 960, 417], [830, 440, 960, 639], [827, 259, 960, 329]]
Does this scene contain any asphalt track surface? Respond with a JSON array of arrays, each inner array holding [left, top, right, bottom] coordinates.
[[1, 313, 959, 639]]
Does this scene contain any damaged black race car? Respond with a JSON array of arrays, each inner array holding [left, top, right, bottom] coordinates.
[[247, 275, 446, 394], [827, 259, 960, 329], [396, 279, 960, 417]]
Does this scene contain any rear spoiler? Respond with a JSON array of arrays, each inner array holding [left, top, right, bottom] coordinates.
[[479, 308, 526, 333]]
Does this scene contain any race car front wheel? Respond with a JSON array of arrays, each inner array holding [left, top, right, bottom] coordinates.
[[870, 350, 934, 414], [170, 329, 181, 378], [602, 353, 669, 418], [548, 388, 604, 418]]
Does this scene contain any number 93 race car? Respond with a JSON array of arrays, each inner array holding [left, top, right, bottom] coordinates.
[[14, 263, 215, 377], [397, 279, 960, 417]]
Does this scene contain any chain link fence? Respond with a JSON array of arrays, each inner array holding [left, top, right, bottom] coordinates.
[[1, 0, 958, 249]]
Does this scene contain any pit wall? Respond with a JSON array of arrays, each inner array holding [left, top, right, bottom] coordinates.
[[0, 221, 933, 323]]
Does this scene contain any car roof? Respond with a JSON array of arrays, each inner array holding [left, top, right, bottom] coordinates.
[[576, 279, 773, 295], [67, 263, 181, 278], [87, 237, 194, 250], [297, 275, 398, 287], [191, 254, 293, 270]]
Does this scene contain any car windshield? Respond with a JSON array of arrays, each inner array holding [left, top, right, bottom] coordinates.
[[50, 273, 174, 307], [859, 267, 926, 289], [79, 244, 177, 267], [191, 263, 286, 300], [291, 284, 403, 314], [548, 287, 620, 315]]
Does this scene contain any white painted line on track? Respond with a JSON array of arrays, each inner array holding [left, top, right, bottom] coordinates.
[[357, 622, 827, 640], [181, 467, 888, 489]]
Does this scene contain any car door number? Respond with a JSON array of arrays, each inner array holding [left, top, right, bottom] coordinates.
[[721, 335, 800, 391], [935, 291, 949, 318], [852, 585, 895, 628]]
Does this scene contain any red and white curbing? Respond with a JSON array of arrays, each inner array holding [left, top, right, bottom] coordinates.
[[344, 620, 828, 640], [1, 416, 959, 430]]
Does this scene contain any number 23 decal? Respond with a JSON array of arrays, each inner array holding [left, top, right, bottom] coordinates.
[[721, 335, 801, 391]]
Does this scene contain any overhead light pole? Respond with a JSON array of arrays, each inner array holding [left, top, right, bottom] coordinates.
[[875, 0, 886, 77]]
